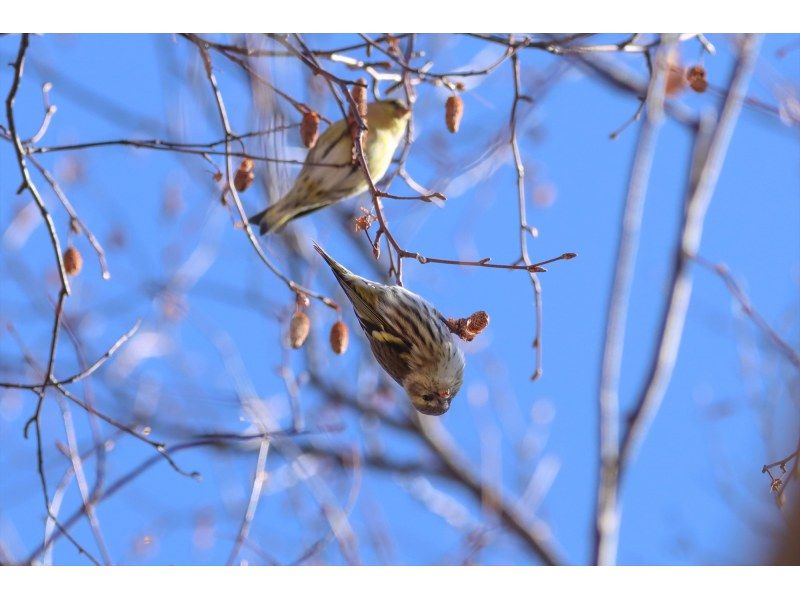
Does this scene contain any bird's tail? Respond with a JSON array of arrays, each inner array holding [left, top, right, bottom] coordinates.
[[249, 199, 332, 235], [314, 243, 379, 328], [313, 243, 352, 280], [248, 203, 291, 236]]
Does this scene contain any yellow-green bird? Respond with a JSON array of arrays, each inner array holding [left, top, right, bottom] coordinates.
[[249, 99, 410, 234]]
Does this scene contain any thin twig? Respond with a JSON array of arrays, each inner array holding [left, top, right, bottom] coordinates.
[[5, 34, 71, 295], [510, 49, 545, 380], [693, 255, 800, 370], [27, 155, 111, 280], [226, 438, 270, 565], [0, 319, 142, 389]]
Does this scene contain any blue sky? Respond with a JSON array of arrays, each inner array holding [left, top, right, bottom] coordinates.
[[1, 34, 798, 565]]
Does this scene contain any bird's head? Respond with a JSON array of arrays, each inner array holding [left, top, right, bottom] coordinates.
[[403, 342, 464, 416], [368, 99, 411, 134]]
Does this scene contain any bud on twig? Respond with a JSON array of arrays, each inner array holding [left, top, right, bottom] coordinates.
[[686, 65, 708, 93], [330, 320, 349, 355], [234, 158, 255, 192], [445, 95, 463, 133], [63, 246, 83, 276], [289, 311, 310, 349], [300, 111, 320, 148]]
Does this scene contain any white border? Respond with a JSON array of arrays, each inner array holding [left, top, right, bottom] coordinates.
[[1, 566, 799, 597], [1, 1, 799, 33]]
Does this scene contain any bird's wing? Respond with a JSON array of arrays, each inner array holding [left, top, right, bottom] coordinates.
[[368, 331, 412, 386], [346, 280, 411, 350], [297, 119, 359, 192], [306, 118, 350, 164], [332, 273, 414, 386]]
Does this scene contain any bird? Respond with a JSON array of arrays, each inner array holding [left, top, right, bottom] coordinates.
[[314, 243, 464, 416], [249, 99, 410, 235]]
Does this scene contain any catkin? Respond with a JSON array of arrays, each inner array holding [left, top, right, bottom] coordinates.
[[63, 246, 83, 276], [289, 311, 311, 349], [330, 321, 349, 355], [234, 158, 255, 192], [300, 111, 320, 148], [445, 95, 463, 133]]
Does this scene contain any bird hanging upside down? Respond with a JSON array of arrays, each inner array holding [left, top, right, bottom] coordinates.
[[314, 243, 465, 416]]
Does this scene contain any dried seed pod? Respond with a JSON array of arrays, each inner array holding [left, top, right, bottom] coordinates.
[[465, 310, 489, 336], [234, 158, 255, 192], [63, 245, 83, 276], [288, 311, 310, 349], [300, 111, 320, 148], [686, 64, 708, 93], [330, 321, 349, 355], [445, 95, 463, 133]]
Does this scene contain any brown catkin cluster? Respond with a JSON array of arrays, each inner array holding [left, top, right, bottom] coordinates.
[[445, 95, 463, 133], [465, 310, 489, 336], [63, 246, 83, 276], [445, 310, 490, 342], [330, 321, 349, 355], [289, 310, 310, 349], [234, 158, 255, 192], [300, 111, 320, 148], [686, 65, 708, 92]]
